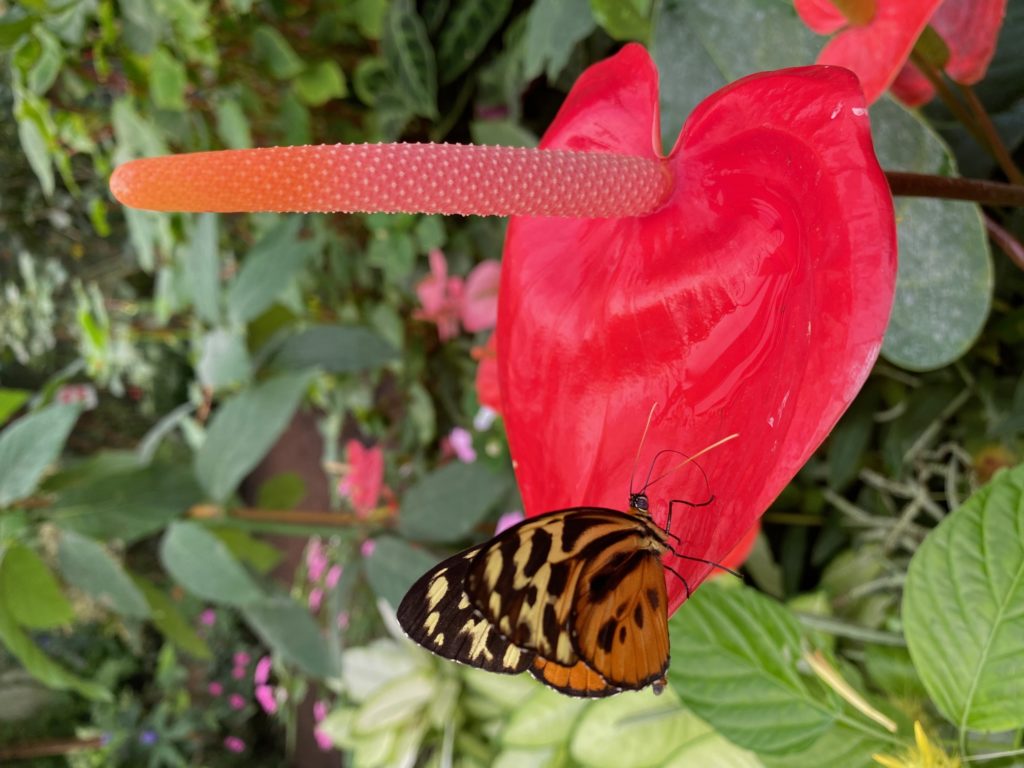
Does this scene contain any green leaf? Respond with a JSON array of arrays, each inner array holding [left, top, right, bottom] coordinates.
[[266, 325, 398, 374], [56, 531, 149, 619], [160, 522, 263, 605], [133, 575, 211, 660], [0, 599, 110, 701], [17, 110, 54, 196], [590, 0, 651, 42], [653, 0, 820, 148], [436, 0, 512, 83], [184, 213, 220, 324], [661, 713, 765, 768], [226, 216, 317, 323], [570, 687, 692, 767], [149, 47, 187, 111], [503, 686, 588, 747], [382, 0, 438, 118], [870, 99, 992, 371], [242, 596, 337, 678], [194, 369, 313, 501], [523, 0, 596, 81], [295, 60, 348, 106], [353, 670, 436, 733], [214, 97, 252, 149], [363, 536, 440, 608], [0, 544, 74, 629], [0, 388, 31, 425], [0, 17, 36, 50], [398, 463, 509, 543], [469, 120, 538, 148], [252, 25, 305, 79], [197, 328, 252, 391], [212, 527, 283, 574], [668, 583, 837, 754], [759, 723, 890, 768], [49, 462, 202, 545], [904, 463, 1024, 731], [0, 403, 79, 507], [256, 472, 306, 510]]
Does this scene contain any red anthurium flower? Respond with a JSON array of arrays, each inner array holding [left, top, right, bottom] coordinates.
[[498, 44, 895, 613], [472, 334, 501, 411], [890, 0, 1007, 106], [795, 0, 943, 103], [110, 44, 895, 616]]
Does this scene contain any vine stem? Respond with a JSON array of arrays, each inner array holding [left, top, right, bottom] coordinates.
[[885, 172, 1024, 207]]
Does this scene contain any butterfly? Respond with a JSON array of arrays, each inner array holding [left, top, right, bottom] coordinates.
[[397, 428, 739, 698]]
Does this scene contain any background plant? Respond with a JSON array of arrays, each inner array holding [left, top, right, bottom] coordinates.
[[1, 0, 1023, 766]]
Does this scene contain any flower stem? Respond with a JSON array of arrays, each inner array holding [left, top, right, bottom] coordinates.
[[886, 171, 1024, 207], [984, 215, 1024, 272], [110, 144, 672, 217], [956, 83, 1024, 185]]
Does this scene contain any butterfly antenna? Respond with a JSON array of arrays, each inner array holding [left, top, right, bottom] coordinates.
[[629, 402, 659, 496], [645, 433, 739, 489]]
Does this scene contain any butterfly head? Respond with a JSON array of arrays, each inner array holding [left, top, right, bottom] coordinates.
[[629, 491, 651, 517]]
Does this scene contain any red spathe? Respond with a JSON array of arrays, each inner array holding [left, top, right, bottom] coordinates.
[[497, 44, 897, 614]]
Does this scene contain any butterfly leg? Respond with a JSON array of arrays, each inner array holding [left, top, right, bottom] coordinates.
[[663, 563, 692, 598], [666, 494, 715, 534]]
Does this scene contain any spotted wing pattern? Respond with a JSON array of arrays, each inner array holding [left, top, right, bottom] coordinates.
[[530, 656, 620, 698], [397, 547, 533, 674]]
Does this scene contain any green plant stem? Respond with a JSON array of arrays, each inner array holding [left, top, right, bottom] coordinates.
[[910, 51, 987, 146], [886, 172, 1024, 207], [984, 215, 1024, 272], [957, 83, 1024, 185]]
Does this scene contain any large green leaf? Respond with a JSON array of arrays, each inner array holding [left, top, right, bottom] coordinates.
[[194, 369, 313, 501], [160, 522, 263, 606], [382, 0, 438, 118], [668, 583, 839, 754], [870, 99, 992, 371], [243, 596, 337, 678], [436, 0, 512, 83], [363, 536, 441, 608], [183, 213, 221, 324], [523, 0, 596, 81], [56, 531, 149, 619], [265, 325, 398, 374], [226, 217, 317, 323], [0, 403, 79, 507], [502, 686, 588, 748], [0, 388, 30, 424], [133, 575, 211, 660], [398, 463, 510, 543], [590, 0, 651, 42], [49, 462, 201, 544], [0, 599, 109, 701], [904, 463, 1024, 732], [0, 544, 74, 629], [759, 723, 891, 768]]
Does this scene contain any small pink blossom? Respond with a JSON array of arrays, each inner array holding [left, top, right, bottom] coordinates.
[[199, 609, 216, 627], [314, 727, 333, 751], [360, 539, 376, 558], [338, 440, 384, 517], [447, 427, 477, 463], [308, 588, 323, 612], [254, 656, 272, 685], [306, 538, 327, 582], [56, 383, 98, 410], [313, 701, 332, 751], [207, 681, 223, 696], [337, 611, 350, 630], [224, 736, 246, 753], [229, 694, 245, 710], [255, 685, 278, 715], [415, 249, 464, 341], [325, 564, 343, 589], [314, 700, 328, 722], [461, 260, 500, 332], [495, 510, 524, 535], [232, 666, 245, 680], [233, 652, 250, 667]]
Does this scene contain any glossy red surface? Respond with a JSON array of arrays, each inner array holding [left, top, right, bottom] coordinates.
[[497, 44, 896, 614]]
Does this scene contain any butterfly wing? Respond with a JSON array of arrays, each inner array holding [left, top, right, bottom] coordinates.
[[571, 542, 670, 690], [465, 508, 648, 665], [530, 656, 620, 698], [397, 546, 533, 674]]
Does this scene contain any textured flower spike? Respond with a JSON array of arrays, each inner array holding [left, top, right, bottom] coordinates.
[[110, 143, 671, 218]]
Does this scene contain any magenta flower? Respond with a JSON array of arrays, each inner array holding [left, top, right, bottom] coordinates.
[[325, 564, 343, 589], [198, 608, 216, 627], [360, 539, 376, 558], [305, 537, 327, 582], [207, 681, 223, 696], [254, 656, 272, 685], [224, 736, 246, 753], [313, 700, 332, 751], [447, 427, 477, 463], [495, 510, 524, 535], [255, 684, 278, 714], [228, 694, 245, 710], [233, 651, 250, 667], [308, 587, 323, 612]]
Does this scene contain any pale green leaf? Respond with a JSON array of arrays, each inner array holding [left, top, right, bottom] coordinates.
[[590, 0, 651, 42], [295, 60, 348, 106], [243, 596, 337, 678], [0, 403, 79, 507], [133, 575, 211, 660], [56, 531, 149, 618], [0, 544, 74, 629], [149, 47, 187, 111], [524, 0, 596, 81], [363, 536, 440, 608], [160, 522, 263, 605], [265, 325, 398, 374], [398, 463, 510, 543], [184, 213, 220, 324], [503, 686, 588, 747]]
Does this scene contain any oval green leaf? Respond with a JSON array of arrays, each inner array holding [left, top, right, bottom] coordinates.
[[0, 543, 74, 629], [160, 522, 263, 605], [904, 463, 1024, 731], [243, 596, 337, 679], [398, 463, 510, 543], [56, 530, 149, 619], [363, 536, 441, 608], [0, 403, 79, 507]]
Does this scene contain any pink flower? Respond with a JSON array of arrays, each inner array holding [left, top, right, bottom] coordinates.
[[415, 249, 464, 341], [308, 588, 323, 612], [199, 609, 216, 627], [447, 427, 477, 463], [56, 383, 98, 410], [313, 701, 332, 751], [313, 700, 328, 722], [495, 510, 524, 535], [207, 681, 223, 696], [255, 685, 278, 714], [461, 260, 500, 332], [232, 666, 245, 680], [338, 440, 384, 517], [233, 652, 250, 667], [254, 656, 272, 685], [229, 694, 245, 710], [306, 538, 327, 582], [224, 736, 246, 753], [325, 565, 343, 589], [360, 539, 376, 558], [337, 611, 350, 630]]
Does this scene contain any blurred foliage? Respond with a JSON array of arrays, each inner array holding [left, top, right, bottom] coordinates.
[[1, 0, 1023, 766]]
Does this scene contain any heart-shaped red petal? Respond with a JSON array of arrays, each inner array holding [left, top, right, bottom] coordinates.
[[497, 44, 896, 613]]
